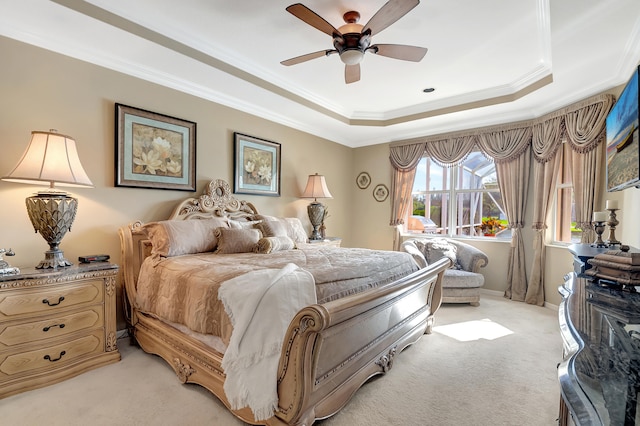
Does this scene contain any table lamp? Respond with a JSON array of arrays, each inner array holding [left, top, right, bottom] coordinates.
[[2, 130, 93, 268], [301, 173, 333, 240]]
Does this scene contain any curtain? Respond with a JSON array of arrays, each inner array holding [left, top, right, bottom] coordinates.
[[571, 144, 605, 243], [565, 97, 613, 243], [478, 128, 532, 301], [528, 117, 564, 305], [389, 143, 425, 250]]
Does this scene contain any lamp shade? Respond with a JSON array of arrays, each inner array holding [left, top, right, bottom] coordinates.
[[2, 130, 93, 189], [301, 173, 333, 201]]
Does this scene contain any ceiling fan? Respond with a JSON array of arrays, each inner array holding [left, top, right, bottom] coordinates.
[[281, 0, 428, 84]]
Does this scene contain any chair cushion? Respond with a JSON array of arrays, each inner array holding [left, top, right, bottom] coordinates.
[[443, 269, 484, 289]]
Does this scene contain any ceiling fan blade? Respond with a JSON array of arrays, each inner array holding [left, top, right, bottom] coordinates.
[[363, 0, 420, 35], [345, 64, 361, 84], [281, 50, 333, 66], [286, 3, 341, 37], [370, 44, 427, 62]]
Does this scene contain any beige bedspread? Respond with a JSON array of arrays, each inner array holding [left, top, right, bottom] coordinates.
[[135, 247, 418, 343]]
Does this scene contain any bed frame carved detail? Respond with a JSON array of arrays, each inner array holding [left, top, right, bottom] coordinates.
[[119, 179, 449, 425], [376, 346, 397, 373], [173, 358, 196, 383]]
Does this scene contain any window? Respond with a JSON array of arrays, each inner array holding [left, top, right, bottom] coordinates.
[[411, 152, 506, 238], [553, 143, 580, 243]]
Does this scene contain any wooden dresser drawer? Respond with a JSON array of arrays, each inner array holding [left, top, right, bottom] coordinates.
[[0, 329, 104, 377], [0, 306, 103, 350], [0, 279, 103, 320]]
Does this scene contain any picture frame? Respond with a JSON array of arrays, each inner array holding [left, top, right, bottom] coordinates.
[[115, 103, 196, 191], [356, 172, 371, 189], [233, 133, 281, 196], [373, 183, 389, 202]]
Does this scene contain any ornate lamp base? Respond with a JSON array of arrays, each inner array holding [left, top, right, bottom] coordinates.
[[37, 248, 73, 269], [25, 192, 77, 269], [307, 202, 325, 241]]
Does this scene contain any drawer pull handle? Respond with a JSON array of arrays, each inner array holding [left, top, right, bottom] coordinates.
[[43, 323, 66, 332], [44, 351, 66, 362], [42, 296, 65, 307]]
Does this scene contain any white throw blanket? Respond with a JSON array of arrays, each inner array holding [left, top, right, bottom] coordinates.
[[218, 263, 316, 421]]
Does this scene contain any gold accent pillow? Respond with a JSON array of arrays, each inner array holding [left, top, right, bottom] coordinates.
[[214, 228, 262, 254], [256, 220, 289, 238], [254, 236, 296, 254]]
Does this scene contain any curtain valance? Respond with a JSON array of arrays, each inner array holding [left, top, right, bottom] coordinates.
[[389, 93, 615, 161]]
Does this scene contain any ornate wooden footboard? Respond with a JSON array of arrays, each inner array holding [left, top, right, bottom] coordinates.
[[118, 179, 449, 425]]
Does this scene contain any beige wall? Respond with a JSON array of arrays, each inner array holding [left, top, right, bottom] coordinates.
[[0, 37, 352, 328], [351, 143, 396, 250]]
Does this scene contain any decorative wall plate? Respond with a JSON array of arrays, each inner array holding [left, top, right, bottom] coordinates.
[[373, 184, 389, 202], [356, 172, 371, 189]]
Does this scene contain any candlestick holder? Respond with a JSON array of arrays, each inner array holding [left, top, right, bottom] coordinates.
[[591, 221, 607, 248], [606, 208, 620, 246]]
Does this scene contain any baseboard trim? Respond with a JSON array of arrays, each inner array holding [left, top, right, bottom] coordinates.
[[480, 288, 503, 298], [480, 288, 558, 311]]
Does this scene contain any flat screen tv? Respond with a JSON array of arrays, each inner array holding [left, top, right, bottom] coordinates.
[[606, 65, 640, 192]]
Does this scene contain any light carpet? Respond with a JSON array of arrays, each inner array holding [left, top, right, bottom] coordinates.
[[0, 293, 561, 425]]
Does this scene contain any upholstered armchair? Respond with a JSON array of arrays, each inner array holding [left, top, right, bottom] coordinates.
[[402, 238, 489, 306]]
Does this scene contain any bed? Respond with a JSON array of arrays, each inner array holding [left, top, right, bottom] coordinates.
[[119, 179, 449, 425]]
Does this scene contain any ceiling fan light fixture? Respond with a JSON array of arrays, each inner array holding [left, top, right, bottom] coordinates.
[[338, 23, 363, 34], [340, 49, 364, 65]]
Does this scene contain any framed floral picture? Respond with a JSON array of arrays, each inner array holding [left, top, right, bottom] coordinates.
[[373, 183, 389, 202], [115, 103, 196, 191], [233, 133, 281, 196], [356, 171, 371, 189]]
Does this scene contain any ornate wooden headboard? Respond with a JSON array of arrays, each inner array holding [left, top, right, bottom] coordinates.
[[119, 179, 259, 326]]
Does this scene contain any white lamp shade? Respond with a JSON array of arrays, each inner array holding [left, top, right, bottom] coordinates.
[[2, 130, 93, 189], [302, 174, 333, 200]]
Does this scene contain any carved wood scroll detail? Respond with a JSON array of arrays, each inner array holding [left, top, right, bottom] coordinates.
[[173, 357, 196, 383], [0, 269, 116, 290], [105, 276, 116, 297], [170, 179, 258, 221], [106, 331, 118, 352], [376, 346, 397, 373]]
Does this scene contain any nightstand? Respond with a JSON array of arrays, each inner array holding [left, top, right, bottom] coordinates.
[[0, 262, 120, 399], [299, 237, 342, 248]]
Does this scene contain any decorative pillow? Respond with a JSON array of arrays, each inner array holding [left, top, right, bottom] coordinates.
[[142, 217, 230, 258], [254, 236, 296, 254], [253, 215, 308, 244], [256, 220, 289, 238], [421, 238, 459, 269], [229, 219, 262, 229], [284, 218, 309, 244], [214, 228, 262, 254]]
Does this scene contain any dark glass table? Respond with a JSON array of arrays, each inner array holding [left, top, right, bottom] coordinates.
[[559, 273, 640, 425]]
